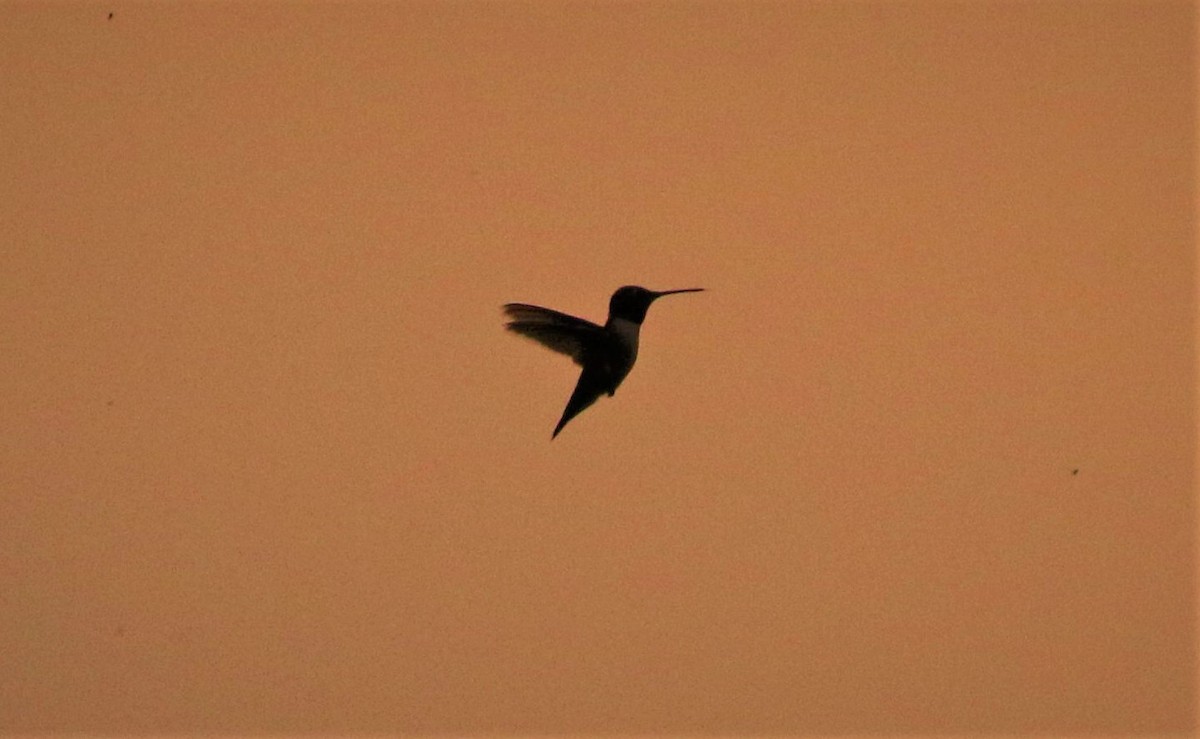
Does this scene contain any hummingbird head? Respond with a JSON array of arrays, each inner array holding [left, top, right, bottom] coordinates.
[[609, 285, 704, 324]]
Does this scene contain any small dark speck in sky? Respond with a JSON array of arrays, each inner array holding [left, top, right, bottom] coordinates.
[[108, 12, 114, 19], [106, 399, 114, 407], [1072, 468, 1079, 475]]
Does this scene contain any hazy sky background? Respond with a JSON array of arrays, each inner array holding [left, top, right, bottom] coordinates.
[[2, 1, 1195, 734]]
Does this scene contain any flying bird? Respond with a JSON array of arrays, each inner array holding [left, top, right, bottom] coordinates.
[[503, 285, 704, 438]]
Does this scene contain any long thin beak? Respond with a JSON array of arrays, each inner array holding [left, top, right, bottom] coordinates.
[[653, 288, 705, 298]]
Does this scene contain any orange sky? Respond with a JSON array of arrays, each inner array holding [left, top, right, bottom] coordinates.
[[1, 1, 1195, 735]]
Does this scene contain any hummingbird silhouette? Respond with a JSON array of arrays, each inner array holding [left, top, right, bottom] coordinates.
[[503, 285, 704, 438]]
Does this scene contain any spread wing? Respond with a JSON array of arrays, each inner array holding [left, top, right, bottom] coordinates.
[[502, 303, 604, 366]]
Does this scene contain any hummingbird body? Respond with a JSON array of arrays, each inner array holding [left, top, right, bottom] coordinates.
[[503, 285, 703, 438]]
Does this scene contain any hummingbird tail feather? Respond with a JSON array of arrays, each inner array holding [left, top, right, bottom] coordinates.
[[552, 373, 603, 439]]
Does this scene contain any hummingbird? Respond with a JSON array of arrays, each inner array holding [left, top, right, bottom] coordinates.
[[503, 286, 704, 438]]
